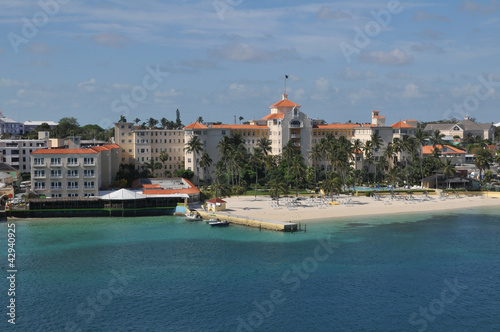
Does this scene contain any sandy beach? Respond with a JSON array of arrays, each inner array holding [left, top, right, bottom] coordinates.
[[199, 192, 500, 224]]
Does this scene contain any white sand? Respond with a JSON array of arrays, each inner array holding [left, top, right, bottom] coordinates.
[[215, 193, 500, 223]]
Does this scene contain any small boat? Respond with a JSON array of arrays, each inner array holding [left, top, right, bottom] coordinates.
[[184, 212, 202, 221], [205, 218, 219, 224], [209, 220, 230, 227]]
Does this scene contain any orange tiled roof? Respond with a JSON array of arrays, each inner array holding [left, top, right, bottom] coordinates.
[[142, 188, 201, 195], [314, 124, 360, 129], [142, 184, 162, 188], [390, 121, 414, 128], [32, 148, 98, 155], [184, 122, 209, 129], [261, 113, 285, 120], [31, 144, 119, 155], [422, 145, 466, 155], [373, 115, 385, 118], [212, 125, 268, 130], [270, 99, 301, 108]]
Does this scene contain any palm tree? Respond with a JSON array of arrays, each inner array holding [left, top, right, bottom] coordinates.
[[290, 154, 305, 197], [159, 151, 169, 177], [199, 152, 213, 184], [321, 175, 342, 201], [442, 158, 457, 189], [370, 131, 383, 184], [142, 158, 162, 177], [160, 117, 169, 129], [147, 118, 158, 129], [268, 178, 286, 206], [352, 139, 364, 171], [257, 137, 272, 156], [385, 167, 401, 196], [308, 143, 323, 185], [185, 135, 204, 185], [250, 147, 264, 199], [414, 129, 429, 183], [474, 149, 493, 185], [134, 118, 141, 125]]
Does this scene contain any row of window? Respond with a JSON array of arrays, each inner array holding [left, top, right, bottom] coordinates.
[[34, 181, 95, 190], [33, 170, 95, 178], [50, 193, 95, 198], [33, 157, 95, 165]]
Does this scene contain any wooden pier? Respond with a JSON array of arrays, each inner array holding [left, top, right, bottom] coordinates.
[[196, 210, 298, 232]]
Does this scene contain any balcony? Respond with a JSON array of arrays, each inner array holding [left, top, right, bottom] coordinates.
[[50, 186, 63, 191], [67, 174, 79, 178], [293, 142, 301, 147], [83, 186, 95, 190], [33, 174, 46, 179], [34, 186, 46, 191], [67, 186, 79, 190], [83, 174, 95, 178], [50, 174, 62, 179], [33, 163, 46, 167], [83, 162, 95, 167], [67, 162, 79, 167], [290, 134, 300, 138]]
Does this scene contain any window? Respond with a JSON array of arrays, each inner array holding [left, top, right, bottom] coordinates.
[[34, 182, 45, 190], [84, 181, 95, 189], [50, 157, 61, 165], [50, 182, 62, 189], [67, 181, 78, 189], [84, 169, 95, 177], [68, 193, 78, 197], [51, 194, 62, 198], [67, 170, 78, 177], [34, 170, 45, 178], [50, 170, 61, 178], [83, 157, 94, 165], [67, 157, 78, 165], [84, 193, 95, 197]]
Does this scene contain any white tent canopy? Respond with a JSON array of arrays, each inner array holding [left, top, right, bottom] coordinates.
[[100, 189, 146, 200]]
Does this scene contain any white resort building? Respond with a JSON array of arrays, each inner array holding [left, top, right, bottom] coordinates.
[[114, 93, 418, 184]]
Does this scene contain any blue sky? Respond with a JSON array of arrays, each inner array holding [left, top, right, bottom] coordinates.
[[1, 0, 499, 127]]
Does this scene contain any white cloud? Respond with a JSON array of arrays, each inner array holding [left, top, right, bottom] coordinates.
[[91, 32, 130, 48], [361, 48, 413, 65], [460, 1, 500, 14], [26, 42, 52, 54], [410, 43, 445, 54], [349, 88, 373, 104], [315, 77, 330, 93], [208, 42, 300, 62], [413, 10, 449, 21], [229, 83, 245, 93], [0, 78, 29, 88], [78, 78, 97, 92], [154, 89, 180, 98], [335, 67, 378, 81], [316, 6, 351, 19], [402, 84, 426, 98]]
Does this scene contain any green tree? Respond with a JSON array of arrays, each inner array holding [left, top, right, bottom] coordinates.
[[290, 154, 306, 197], [474, 149, 493, 184], [176, 109, 183, 128], [185, 135, 204, 185], [142, 158, 162, 177], [268, 178, 286, 206], [199, 151, 213, 183], [53, 117, 79, 138], [442, 158, 457, 189]]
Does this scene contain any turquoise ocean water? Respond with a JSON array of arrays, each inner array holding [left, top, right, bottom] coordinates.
[[1, 206, 499, 332]]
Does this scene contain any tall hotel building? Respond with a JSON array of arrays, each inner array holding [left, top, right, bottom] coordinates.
[[115, 93, 418, 184]]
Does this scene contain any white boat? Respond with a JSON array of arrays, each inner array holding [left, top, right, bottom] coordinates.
[[209, 220, 230, 227], [184, 212, 202, 221]]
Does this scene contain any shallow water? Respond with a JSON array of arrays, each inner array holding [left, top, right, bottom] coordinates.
[[1, 207, 499, 331]]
